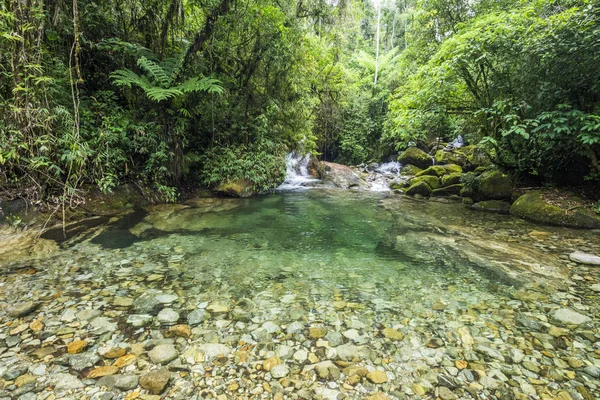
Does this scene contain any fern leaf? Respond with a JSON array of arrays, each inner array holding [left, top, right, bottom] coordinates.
[[144, 87, 183, 102], [177, 76, 224, 95], [137, 57, 170, 87]]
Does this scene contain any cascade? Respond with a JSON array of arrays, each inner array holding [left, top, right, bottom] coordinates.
[[276, 152, 320, 191]]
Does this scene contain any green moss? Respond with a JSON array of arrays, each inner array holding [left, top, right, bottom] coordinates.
[[398, 147, 434, 169], [441, 172, 462, 187], [442, 164, 463, 174], [510, 191, 600, 229], [389, 182, 404, 190], [474, 170, 512, 201], [405, 181, 432, 197], [400, 164, 423, 176], [431, 184, 464, 197], [215, 180, 254, 198], [416, 165, 447, 177], [410, 175, 440, 190], [434, 150, 468, 167]]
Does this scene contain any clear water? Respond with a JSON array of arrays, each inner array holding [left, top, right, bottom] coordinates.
[[2, 190, 600, 399]]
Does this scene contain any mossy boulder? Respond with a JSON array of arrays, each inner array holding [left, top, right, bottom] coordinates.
[[462, 145, 492, 167], [472, 170, 512, 201], [443, 164, 463, 174], [400, 164, 423, 176], [416, 165, 447, 177], [434, 150, 469, 168], [406, 181, 432, 197], [410, 175, 440, 190], [398, 147, 433, 169], [441, 173, 462, 187], [431, 184, 464, 197], [510, 191, 600, 229], [471, 200, 512, 214], [389, 182, 404, 190], [215, 180, 254, 197]]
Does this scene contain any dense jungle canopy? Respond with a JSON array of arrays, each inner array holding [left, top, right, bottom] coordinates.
[[1, 0, 599, 202]]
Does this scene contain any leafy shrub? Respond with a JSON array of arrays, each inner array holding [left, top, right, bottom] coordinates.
[[199, 138, 286, 193]]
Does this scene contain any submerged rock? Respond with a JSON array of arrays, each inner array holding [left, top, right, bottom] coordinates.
[[470, 200, 512, 214], [551, 308, 591, 326], [6, 302, 40, 318], [569, 251, 600, 265]]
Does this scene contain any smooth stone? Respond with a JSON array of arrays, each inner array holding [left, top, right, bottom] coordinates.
[[590, 284, 600, 292], [90, 392, 114, 400], [197, 343, 231, 359], [2, 364, 29, 380], [53, 373, 84, 391], [148, 344, 178, 365], [127, 314, 153, 327], [270, 364, 289, 379], [157, 308, 180, 324], [114, 374, 140, 390], [89, 317, 117, 334], [366, 370, 388, 384], [293, 349, 308, 362], [132, 291, 162, 315], [156, 294, 178, 304], [382, 328, 404, 341], [7, 302, 40, 318], [60, 309, 77, 322], [475, 345, 505, 362], [551, 308, 591, 326], [262, 321, 280, 334], [582, 366, 600, 378], [140, 368, 170, 395], [114, 297, 134, 307], [336, 344, 361, 361], [77, 309, 103, 321], [187, 309, 205, 326], [286, 322, 304, 334], [569, 251, 600, 265], [68, 353, 101, 371], [325, 331, 344, 347]]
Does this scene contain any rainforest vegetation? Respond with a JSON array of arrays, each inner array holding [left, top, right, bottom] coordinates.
[[1, 0, 599, 202]]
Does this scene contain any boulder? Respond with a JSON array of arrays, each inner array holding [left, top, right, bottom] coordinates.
[[410, 175, 440, 190], [435, 150, 469, 168], [317, 162, 368, 189], [416, 166, 447, 177], [441, 173, 462, 187], [390, 231, 569, 289], [510, 191, 600, 229], [462, 145, 492, 168], [398, 148, 433, 169], [442, 164, 463, 174], [400, 164, 423, 176], [405, 181, 432, 197], [471, 170, 512, 201], [215, 179, 254, 198], [431, 184, 464, 197], [471, 200, 512, 214]]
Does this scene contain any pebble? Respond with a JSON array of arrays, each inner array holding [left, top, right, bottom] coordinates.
[[366, 370, 387, 384], [270, 364, 289, 378], [148, 344, 178, 365], [140, 368, 170, 395], [157, 308, 180, 324]]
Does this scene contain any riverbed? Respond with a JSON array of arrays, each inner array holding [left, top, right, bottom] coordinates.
[[0, 190, 599, 400]]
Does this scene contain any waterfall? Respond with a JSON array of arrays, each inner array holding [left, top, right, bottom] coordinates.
[[276, 152, 320, 191]]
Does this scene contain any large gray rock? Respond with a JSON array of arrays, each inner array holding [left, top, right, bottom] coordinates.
[[317, 162, 368, 189], [157, 308, 180, 325], [551, 308, 591, 326], [133, 291, 162, 315], [52, 373, 84, 392], [7, 302, 40, 318], [569, 251, 600, 265]]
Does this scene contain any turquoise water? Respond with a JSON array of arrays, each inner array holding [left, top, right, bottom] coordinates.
[[1, 190, 599, 399]]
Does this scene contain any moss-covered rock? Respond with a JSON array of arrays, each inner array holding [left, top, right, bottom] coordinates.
[[405, 181, 432, 197], [434, 150, 469, 167], [442, 164, 463, 174], [410, 175, 440, 190], [215, 180, 254, 197], [398, 148, 433, 169], [389, 182, 404, 190], [462, 145, 492, 167], [471, 200, 512, 214], [400, 164, 423, 176], [441, 173, 462, 187], [431, 184, 464, 197], [416, 165, 447, 177], [473, 170, 512, 201], [510, 191, 600, 229]]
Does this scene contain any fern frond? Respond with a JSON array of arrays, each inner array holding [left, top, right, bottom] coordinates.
[[143, 87, 183, 102], [137, 57, 171, 87], [110, 69, 143, 88], [177, 76, 224, 95]]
